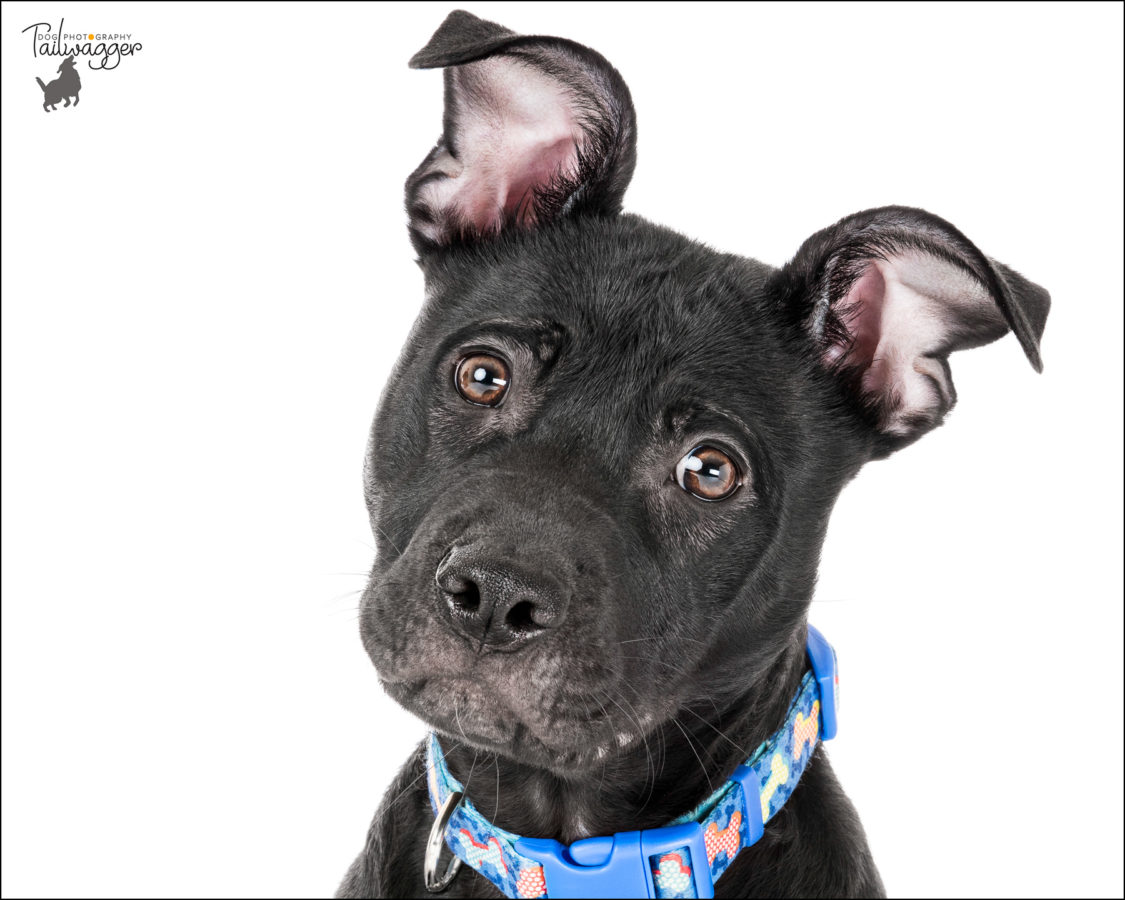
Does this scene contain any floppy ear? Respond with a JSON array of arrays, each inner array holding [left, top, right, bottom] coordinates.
[[780, 206, 1050, 454], [405, 10, 636, 253]]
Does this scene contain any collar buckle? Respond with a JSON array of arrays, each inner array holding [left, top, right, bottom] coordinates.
[[515, 821, 715, 899], [806, 624, 839, 740]]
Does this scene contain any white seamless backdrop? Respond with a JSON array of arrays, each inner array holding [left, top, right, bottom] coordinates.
[[2, 3, 1122, 898]]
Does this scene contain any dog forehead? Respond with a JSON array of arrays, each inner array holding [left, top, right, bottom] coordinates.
[[428, 216, 785, 375]]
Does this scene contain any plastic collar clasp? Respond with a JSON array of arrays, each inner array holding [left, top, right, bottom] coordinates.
[[806, 624, 838, 740], [498, 625, 837, 900], [515, 821, 715, 899]]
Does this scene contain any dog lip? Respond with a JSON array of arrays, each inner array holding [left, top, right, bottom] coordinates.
[[381, 675, 609, 761], [393, 675, 517, 745], [376, 668, 675, 773]]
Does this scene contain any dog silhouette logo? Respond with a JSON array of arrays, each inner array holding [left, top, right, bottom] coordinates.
[[36, 54, 81, 112]]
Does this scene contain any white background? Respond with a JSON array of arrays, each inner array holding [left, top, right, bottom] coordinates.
[[2, 3, 1122, 898]]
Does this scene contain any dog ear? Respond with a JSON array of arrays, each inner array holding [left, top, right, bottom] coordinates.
[[405, 10, 637, 254], [779, 206, 1050, 454]]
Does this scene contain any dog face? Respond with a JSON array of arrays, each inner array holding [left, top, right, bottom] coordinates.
[[358, 11, 1048, 773]]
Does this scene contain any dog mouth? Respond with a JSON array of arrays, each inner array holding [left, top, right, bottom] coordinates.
[[381, 674, 656, 769], [382, 676, 516, 743], [361, 523, 678, 769]]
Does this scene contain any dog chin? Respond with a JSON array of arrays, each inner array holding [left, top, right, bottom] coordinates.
[[380, 675, 649, 772]]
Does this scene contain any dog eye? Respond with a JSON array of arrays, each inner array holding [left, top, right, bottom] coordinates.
[[675, 445, 740, 501], [455, 354, 510, 407]]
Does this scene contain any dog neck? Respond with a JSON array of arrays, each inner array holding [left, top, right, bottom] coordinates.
[[440, 640, 808, 845]]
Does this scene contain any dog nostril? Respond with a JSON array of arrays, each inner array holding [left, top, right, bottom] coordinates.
[[437, 553, 566, 648], [437, 562, 483, 614], [448, 579, 481, 614], [504, 599, 538, 634]]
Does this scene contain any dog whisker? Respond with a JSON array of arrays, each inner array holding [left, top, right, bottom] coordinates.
[[617, 654, 697, 680], [677, 704, 750, 760], [353, 537, 378, 554], [669, 717, 714, 795], [617, 692, 658, 814], [372, 525, 404, 557], [381, 739, 463, 814], [492, 755, 501, 823], [616, 635, 705, 647], [324, 588, 366, 609], [462, 749, 481, 797], [453, 698, 469, 743]]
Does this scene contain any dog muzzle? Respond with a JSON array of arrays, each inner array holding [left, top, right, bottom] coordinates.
[[422, 625, 840, 899]]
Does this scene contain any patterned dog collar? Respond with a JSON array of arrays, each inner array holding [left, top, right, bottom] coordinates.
[[424, 625, 839, 899]]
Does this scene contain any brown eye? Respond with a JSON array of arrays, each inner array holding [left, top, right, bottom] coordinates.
[[675, 445, 741, 501], [455, 354, 510, 407]]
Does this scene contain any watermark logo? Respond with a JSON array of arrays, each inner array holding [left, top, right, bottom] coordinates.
[[22, 18, 143, 112], [35, 54, 81, 112]]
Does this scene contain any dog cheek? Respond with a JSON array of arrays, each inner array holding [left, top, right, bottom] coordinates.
[[358, 587, 398, 673], [359, 577, 425, 676]]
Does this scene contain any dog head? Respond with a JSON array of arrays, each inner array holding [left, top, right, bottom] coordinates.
[[58, 55, 76, 74], [358, 11, 1048, 773]]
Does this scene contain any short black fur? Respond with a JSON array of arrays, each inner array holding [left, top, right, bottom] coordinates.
[[338, 11, 1048, 899]]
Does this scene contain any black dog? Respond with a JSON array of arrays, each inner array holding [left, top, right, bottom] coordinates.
[[338, 11, 1048, 898], [37, 54, 81, 112]]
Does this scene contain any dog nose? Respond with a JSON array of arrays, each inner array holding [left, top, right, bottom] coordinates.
[[436, 550, 568, 649]]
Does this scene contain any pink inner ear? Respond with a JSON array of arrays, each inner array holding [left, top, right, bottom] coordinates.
[[832, 265, 885, 367], [501, 135, 579, 221], [414, 56, 585, 241], [831, 251, 1007, 435]]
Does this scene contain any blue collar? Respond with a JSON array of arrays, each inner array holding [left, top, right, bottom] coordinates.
[[425, 625, 838, 899]]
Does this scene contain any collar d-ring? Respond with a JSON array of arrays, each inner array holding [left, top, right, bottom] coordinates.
[[424, 789, 464, 893]]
